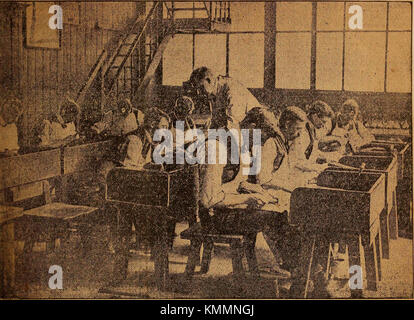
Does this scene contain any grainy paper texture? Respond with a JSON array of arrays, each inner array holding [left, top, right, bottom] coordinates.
[[0, 1, 412, 300]]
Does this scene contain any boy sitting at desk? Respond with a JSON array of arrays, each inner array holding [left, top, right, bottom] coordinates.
[[0, 93, 23, 156]]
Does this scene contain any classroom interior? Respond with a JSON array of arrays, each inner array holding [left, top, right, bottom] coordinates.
[[0, 1, 412, 299]]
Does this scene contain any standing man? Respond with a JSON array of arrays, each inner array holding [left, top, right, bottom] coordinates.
[[187, 67, 264, 129]]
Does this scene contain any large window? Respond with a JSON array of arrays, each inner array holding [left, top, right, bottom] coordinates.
[[162, 1, 411, 93], [162, 2, 265, 87], [275, 2, 312, 89], [315, 2, 411, 92]]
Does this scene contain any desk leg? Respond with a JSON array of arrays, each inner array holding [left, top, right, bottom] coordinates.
[[380, 208, 390, 259], [22, 239, 35, 295], [375, 232, 382, 282], [112, 208, 130, 284], [153, 235, 169, 291], [230, 239, 245, 278], [185, 239, 202, 277], [362, 235, 379, 292], [389, 191, 398, 240], [348, 236, 363, 298], [243, 233, 259, 276], [200, 240, 214, 274], [1, 223, 16, 297], [289, 236, 315, 298]]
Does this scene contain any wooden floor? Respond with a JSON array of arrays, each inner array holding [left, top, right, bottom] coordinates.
[[10, 222, 413, 299]]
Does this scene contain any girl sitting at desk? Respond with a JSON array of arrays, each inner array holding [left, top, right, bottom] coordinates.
[[331, 98, 374, 152], [238, 106, 330, 283], [306, 100, 345, 163], [38, 97, 80, 148]]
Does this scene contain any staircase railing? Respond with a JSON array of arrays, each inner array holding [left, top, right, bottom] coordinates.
[[102, 2, 161, 95], [75, 1, 232, 129]]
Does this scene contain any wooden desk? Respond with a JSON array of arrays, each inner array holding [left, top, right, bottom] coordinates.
[[63, 140, 115, 175], [61, 139, 116, 207], [105, 165, 199, 289], [338, 155, 398, 258], [0, 149, 61, 191], [290, 170, 386, 296]]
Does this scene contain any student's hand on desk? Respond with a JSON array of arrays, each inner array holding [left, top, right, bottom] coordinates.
[[246, 193, 276, 209]]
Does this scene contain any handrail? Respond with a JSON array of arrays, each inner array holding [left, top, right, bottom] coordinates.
[[75, 50, 107, 105], [103, 2, 160, 90]]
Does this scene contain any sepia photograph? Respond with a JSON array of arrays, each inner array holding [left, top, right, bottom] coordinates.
[[0, 0, 412, 301]]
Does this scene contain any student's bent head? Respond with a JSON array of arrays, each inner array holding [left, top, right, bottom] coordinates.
[[189, 67, 217, 96], [307, 100, 335, 138]]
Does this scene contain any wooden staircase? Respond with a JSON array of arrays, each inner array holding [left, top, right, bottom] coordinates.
[[75, 2, 231, 131]]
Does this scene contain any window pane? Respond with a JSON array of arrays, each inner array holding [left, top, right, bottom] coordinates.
[[275, 33, 311, 89], [344, 32, 386, 92], [276, 2, 312, 31], [345, 2, 387, 31], [387, 32, 411, 93], [230, 2, 264, 32], [229, 34, 264, 88], [389, 2, 412, 31], [317, 2, 344, 31], [194, 34, 226, 76], [316, 33, 343, 90], [162, 34, 193, 86]]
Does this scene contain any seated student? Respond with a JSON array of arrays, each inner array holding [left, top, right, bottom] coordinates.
[[94, 98, 147, 174], [332, 98, 374, 152], [172, 96, 196, 132], [141, 107, 172, 168], [196, 106, 290, 276], [38, 97, 80, 147], [306, 100, 336, 141], [306, 100, 345, 163], [260, 106, 327, 193], [0, 94, 23, 156]]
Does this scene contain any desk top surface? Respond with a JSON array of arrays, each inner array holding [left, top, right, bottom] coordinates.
[[0, 205, 24, 225], [23, 202, 97, 220]]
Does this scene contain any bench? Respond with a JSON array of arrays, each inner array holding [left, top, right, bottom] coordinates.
[[180, 221, 281, 297]]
